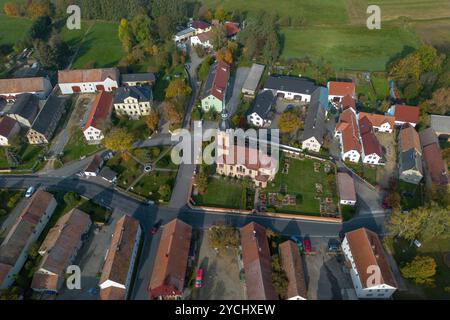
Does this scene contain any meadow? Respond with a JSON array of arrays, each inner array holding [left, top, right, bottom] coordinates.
[[0, 15, 32, 46]]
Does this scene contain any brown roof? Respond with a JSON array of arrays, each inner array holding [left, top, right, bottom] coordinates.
[[21, 190, 55, 225], [278, 240, 307, 299], [399, 126, 421, 153], [359, 112, 395, 130], [0, 116, 18, 138], [240, 222, 278, 300], [58, 68, 119, 84], [337, 172, 356, 202], [85, 154, 103, 173], [99, 286, 127, 300], [345, 228, 396, 289], [205, 61, 230, 101], [423, 143, 449, 186], [84, 91, 113, 130], [394, 104, 420, 124], [197, 31, 211, 43], [99, 215, 140, 299], [30, 272, 59, 292], [148, 219, 192, 299], [224, 22, 240, 37], [337, 109, 361, 153], [0, 77, 47, 95], [361, 131, 383, 157], [341, 94, 355, 110], [0, 263, 12, 285], [217, 145, 276, 172], [328, 81, 355, 97]]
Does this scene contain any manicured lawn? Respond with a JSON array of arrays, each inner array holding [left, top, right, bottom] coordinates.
[[0, 15, 32, 46], [106, 155, 142, 189], [371, 73, 390, 100], [265, 157, 337, 215], [132, 171, 176, 202], [62, 130, 102, 163], [193, 177, 246, 209], [346, 161, 378, 186]]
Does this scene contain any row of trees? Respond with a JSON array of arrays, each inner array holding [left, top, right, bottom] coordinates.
[[4, 0, 54, 19]]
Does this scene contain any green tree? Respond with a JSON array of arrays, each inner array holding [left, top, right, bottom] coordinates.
[[165, 79, 192, 100], [104, 128, 133, 156], [210, 24, 228, 50], [278, 110, 301, 134], [196, 171, 208, 194], [63, 192, 80, 207], [271, 255, 288, 299], [158, 184, 171, 201], [401, 255, 437, 285], [198, 56, 213, 81], [208, 225, 239, 251]]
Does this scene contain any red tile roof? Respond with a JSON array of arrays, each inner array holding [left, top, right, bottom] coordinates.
[[337, 109, 361, 153], [206, 61, 230, 101], [21, 190, 55, 225], [148, 219, 192, 299], [0, 77, 48, 95], [341, 94, 355, 110], [197, 31, 211, 43], [359, 112, 395, 130], [279, 240, 307, 299], [399, 126, 421, 153], [394, 104, 420, 124], [240, 222, 278, 300], [361, 131, 383, 157], [345, 228, 396, 289], [224, 22, 240, 37], [328, 81, 355, 97], [0, 116, 18, 138], [99, 286, 127, 300], [217, 145, 275, 171], [192, 20, 210, 30], [84, 91, 113, 130], [58, 68, 119, 84], [423, 143, 449, 186]]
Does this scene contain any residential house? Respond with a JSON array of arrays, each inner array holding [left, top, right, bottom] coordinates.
[[420, 129, 449, 189], [84, 154, 104, 177], [31, 209, 91, 294], [216, 109, 278, 188], [388, 104, 420, 127], [224, 22, 240, 38], [242, 64, 265, 96], [113, 86, 153, 119], [337, 172, 357, 206], [190, 32, 213, 49], [83, 91, 113, 144], [430, 115, 450, 141], [419, 127, 439, 149], [246, 90, 275, 127], [359, 116, 384, 165], [190, 20, 211, 34], [341, 94, 356, 111], [121, 73, 156, 87], [26, 96, 67, 144], [58, 68, 119, 94], [99, 215, 142, 300], [335, 108, 362, 163], [398, 126, 423, 185], [6, 93, 39, 127], [0, 117, 20, 146], [173, 27, 196, 43], [0, 77, 52, 102], [327, 81, 356, 105], [301, 88, 327, 152], [201, 61, 230, 112], [342, 228, 397, 299], [148, 219, 192, 300], [0, 190, 57, 289], [263, 75, 317, 102], [240, 222, 278, 300], [358, 112, 395, 133], [99, 167, 118, 184], [278, 240, 307, 300]]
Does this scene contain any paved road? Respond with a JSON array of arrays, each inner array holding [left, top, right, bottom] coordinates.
[[226, 67, 250, 115]]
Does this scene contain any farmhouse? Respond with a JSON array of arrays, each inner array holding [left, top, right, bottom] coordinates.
[[26, 96, 67, 144], [31, 209, 91, 294], [148, 219, 192, 300], [301, 87, 327, 152], [398, 126, 423, 185], [242, 63, 265, 96], [388, 104, 420, 127], [240, 222, 278, 300], [246, 90, 275, 128], [263, 75, 317, 102], [327, 81, 356, 104], [0, 190, 57, 289], [121, 73, 156, 87], [335, 108, 362, 163], [430, 115, 450, 141], [113, 86, 153, 119], [279, 240, 307, 300], [358, 112, 395, 133], [99, 215, 142, 300], [190, 31, 213, 49], [83, 91, 113, 144], [0, 117, 20, 146], [0, 77, 52, 102], [341, 228, 397, 299], [58, 68, 119, 94], [6, 93, 39, 127], [337, 172, 357, 206], [201, 61, 230, 112], [359, 117, 384, 165]]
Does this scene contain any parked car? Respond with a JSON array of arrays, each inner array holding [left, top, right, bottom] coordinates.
[[303, 238, 312, 253], [25, 186, 35, 198], [150, 219, 162, 235], [195, 269, 203, 288], [327, 240, 340, 252], [290, 236, 304, 251]]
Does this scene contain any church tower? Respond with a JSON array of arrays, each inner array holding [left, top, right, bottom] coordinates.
[[217, 107, 231, 158]]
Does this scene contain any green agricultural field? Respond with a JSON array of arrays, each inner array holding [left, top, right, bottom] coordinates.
[[0, 15, 32, 46]]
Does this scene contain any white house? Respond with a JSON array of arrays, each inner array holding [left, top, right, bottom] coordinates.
[[113, 86, 153, 119], [335, 109, 362, 163], [342, 228, 397, 299], [83, 91, 113, 144], [327, 81, 356, 103], [99, 215, 142, 300], [58, 68, 119, 94], [173, 27, 195, 42], [190, 32, 213, 49], [337, 172, 357, 206], [387, 104, 420, 128], [358, 112, 395, 133], [263, 75, 317, 102], [0, 117, 20, 146], [83, 154, 104, 177], [0, 190, 57, 289], [246, 90, 275, 127], [359, 117, 384, 165], [301, 87, 327, 153], [0, 77, 52, 102]]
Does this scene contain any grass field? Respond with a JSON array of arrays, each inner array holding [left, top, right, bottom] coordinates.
[[62, 130, 102, 163], [0, 15, 32, 46], [193, 178, 246, 209], [132, 171, 176, 202]]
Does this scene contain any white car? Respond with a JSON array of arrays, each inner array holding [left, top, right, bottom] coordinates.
[[25, 186, 35, 198]]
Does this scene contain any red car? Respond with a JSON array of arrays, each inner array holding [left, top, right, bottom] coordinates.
[[195, 269, 203, 288], [303, 239, 312, 253]]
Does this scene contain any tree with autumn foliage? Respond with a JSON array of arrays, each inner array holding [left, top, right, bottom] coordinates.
[[26, 0, 54, 19], [3, 2, 19, 16], [160, 101, 182, 128], [165, 78, 191, 101], [421, 87, 450, 115], [104, 128, 133, 157], [216, 47, 233, 65], [278, 109, 301, 134], [401, 255, 437, 285], [144, 110, 159, 134]]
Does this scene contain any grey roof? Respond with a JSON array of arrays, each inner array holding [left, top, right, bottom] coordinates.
[[242, 64, 265, 93], [113, 86, 152, 104], [8, 93, 39, 122], [13, 67, 41, 79], [121, 73, 155, 84], [246, 90, 275, 120], [419, 127, 438, 148], [264, 75, 317, 95], [99, 167, 117, 181], [430, 115, 450, 134], [301, 88, 326, 143], [0, 220, 35, 266], [175, 27, 195, 37], [399, 148, 423, 173], [30, 96, 66, 137]]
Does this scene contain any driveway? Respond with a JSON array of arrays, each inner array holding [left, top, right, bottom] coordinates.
[[376, 132, 397, 189], [226, 67, 250, 115]]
